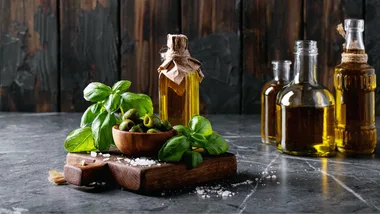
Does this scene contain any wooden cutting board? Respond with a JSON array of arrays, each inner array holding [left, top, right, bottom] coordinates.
[[64, 152, 237, 193]]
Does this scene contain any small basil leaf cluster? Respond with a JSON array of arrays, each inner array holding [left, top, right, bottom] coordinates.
[[119, 109, 172, 133], [64, 80, 154, 153], [158, 115, 229, 169]]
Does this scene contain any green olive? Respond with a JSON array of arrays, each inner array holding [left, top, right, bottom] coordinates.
[[122, 108, 140, 122], [160, 120, 172, 131], [147, 128, 161, 133], [143, 114, 161, 128], [119, 119, 135, 131], [129, 125, 143, 133]]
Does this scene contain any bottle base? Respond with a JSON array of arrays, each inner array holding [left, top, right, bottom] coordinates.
[[277, 149, 336, 157], [337, 147, 375, 156], [261, 137, 277, 146]]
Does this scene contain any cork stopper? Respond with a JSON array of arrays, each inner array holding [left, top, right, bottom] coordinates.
[[158, 34, 203, 85]]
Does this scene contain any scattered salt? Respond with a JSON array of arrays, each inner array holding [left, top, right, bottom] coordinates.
[[266, 176, 271, 180], [277, 182, 280, 184], [129, 157, 157, 166], [103, 158, 110, 161], [98, 153, 102, 155], [90, 151, 97, 157], [102, 154, 111, 157], [271, 175, 277, 179], [117, 157, 123, 160], [231, 180, 253, 187]]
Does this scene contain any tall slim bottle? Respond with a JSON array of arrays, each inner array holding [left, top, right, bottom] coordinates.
[[276, 41, 336, 157], [334, 19, 376, 154], [158, 34, 203, 126], [261, 61, 291, 145]]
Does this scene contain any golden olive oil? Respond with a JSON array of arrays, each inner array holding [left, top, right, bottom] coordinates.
[[334, 49, 376, 154], [159, 71, 200, 126], [276, 105, 335, 157], [261, 81, 288, 144]]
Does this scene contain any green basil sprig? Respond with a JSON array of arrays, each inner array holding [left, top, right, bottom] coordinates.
[[158, 115, 229, 169], [64, 80, 154, 152]]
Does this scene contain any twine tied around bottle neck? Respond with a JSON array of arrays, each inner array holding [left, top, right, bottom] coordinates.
[[158, 34, 203, 85], [337, 23, 368, 63]]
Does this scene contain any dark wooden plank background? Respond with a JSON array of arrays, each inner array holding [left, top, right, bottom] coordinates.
[[1, 0, 380, 114]]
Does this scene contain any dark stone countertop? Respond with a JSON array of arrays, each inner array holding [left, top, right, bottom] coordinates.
[[1, 113, 380, 213]]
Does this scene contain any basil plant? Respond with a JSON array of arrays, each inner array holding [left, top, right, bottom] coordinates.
[[158, 115, 229, 169], [64, 81, 153, 152]]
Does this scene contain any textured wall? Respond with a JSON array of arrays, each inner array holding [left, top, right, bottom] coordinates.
[[0, 0, 379, 114]]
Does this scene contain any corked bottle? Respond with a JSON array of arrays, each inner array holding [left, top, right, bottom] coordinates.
[[158, 34, 203, 126], [334, 19, 377, 154]]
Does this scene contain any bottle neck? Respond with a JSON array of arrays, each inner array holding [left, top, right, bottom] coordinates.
[[345, 30, 365, 52], [273, 65, 290, 82], [293, 54, 318, 85]]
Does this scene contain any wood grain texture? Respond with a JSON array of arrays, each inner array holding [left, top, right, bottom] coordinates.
[[242, 0, 302, 114], [181, 0, 241, 114], [365, 0, 380, 115], [304, 0, 364, 92], [60, 0, 119, 112], [121, 0, 180, 113], [0, 0, 58, 112], [65, 152, 237, 193]]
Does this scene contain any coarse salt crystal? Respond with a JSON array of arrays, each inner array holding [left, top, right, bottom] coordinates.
[[157, 163, 161, 166], [272, 175, 277, 179], [90, 151, 97, 157], [266, 176, 271, 179], [196, 189, 204, 195], [103, 158, 110, 161], [102, 154, 111, 157], [98, 153, 102, 155], [117, 157, 123, 160], [222, 191, 231, 197]]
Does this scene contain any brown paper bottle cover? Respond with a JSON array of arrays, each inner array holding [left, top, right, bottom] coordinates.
[[158, 34, 204, 85]]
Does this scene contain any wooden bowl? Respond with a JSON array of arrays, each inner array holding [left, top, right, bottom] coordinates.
[[112, 125, 176, 156]]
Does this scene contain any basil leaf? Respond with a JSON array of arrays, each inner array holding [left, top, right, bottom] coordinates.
[[92, 111, 116, 152], [120, 92, 153, 117], [204, 133, 229, 155], [83, 82, 112, 102], [80, 103, 102, 127], [112, 80, 131, 93], [190, 133, 208, 144], [64, 127, 96, 152], [173, 125, 191, 137], [104, 93, 121, 113], [189, 115, 213, 137], [183, 151, 203, 169], [158, 136, 190, 162]]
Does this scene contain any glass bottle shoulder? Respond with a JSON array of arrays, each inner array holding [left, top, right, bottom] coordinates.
[[277, 82, 335, 107], [335, 62, 375, 76], [261, 80, 289, 96]]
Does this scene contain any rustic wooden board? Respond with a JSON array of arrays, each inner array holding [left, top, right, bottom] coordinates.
[[304, 0, 364, 92], [181, 0, 241, 114], [365, 0, 380, 115], [64, 152, 237, 193], [60, 0, 119, 112], [120, 0, 180, 112], [0, 0, 58, 112], [241, 0, 302, 114]]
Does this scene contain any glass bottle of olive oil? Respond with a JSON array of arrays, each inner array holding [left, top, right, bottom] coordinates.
[[158, 34, 203, 126], [334, 19, 376, 155], [261, 60, 291, 145], [276, 41, 336, 157]]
